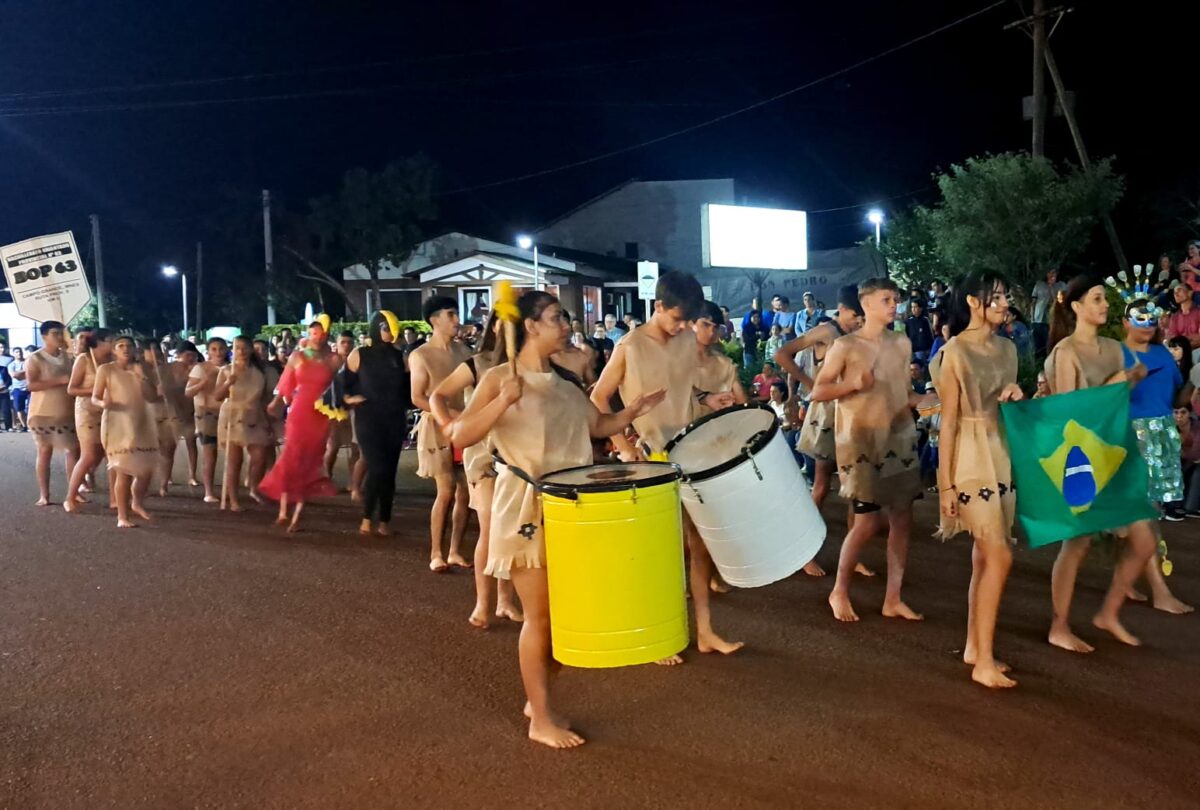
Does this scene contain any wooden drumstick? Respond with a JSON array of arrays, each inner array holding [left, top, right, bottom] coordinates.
[[494, 280, 519, 372]]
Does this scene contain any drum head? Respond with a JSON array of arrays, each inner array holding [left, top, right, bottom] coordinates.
[[665, 404, 777, 479], [540, 462, 680, 496]]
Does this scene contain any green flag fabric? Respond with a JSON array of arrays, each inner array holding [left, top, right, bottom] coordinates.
[[999, 383, 1157, 548]]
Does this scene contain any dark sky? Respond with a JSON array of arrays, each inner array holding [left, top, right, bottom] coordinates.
[[0, 0, 1193, 326]]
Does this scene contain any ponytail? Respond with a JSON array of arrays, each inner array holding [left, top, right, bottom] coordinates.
[[1047, 274, 1100, 353], [496, 290, 584, 390]]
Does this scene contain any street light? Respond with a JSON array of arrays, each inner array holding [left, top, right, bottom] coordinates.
[[162, 265, 188, 335], [516, 234, 541, 291], [867, 209, 884, 247]]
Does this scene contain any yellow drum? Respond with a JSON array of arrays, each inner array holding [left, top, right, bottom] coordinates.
[[540, 462, 688, 668]]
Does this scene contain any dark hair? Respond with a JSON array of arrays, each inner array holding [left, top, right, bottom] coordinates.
[[858, 277, 900, 299], [837, 285, 864, 316], [698, 301, 724, 325], [946, 270, 1009, 337], [39, 320, 64, 335], [655, 271, 704, 319], [233, 334, 266, 374], [778, 296, 790, 306], [1048, 274, 1103, 352], [176, 340, 200, 359], [206, 337, 228, 353], [338, 330, 354, 340], [423, 295, 458, 323], [1167, 335, 1194, 381], [770, 381, 787, 396], [493, 291, 583, 388], [80, 327, 115, 350], [478, 312, 500, 358]]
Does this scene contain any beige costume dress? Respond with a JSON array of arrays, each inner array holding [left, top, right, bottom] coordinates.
[[162, 362, 194, 441], [27, 349, 77, 450], [485, 366, 593, 579], [414, 342, 471, 478], [216, 364, 272, 448], [930, 335, 1018, 544], [690, 349, 738, 420], [461, 353, 499, 510], [833, 331, 922, 507], [100, 364, 160, 478], [798, 321, 848, 462], [73, 354, 103, 446], [1044, 335, 1124, 395], [618, 327, 697, 454], [189, 362, 223, 440]]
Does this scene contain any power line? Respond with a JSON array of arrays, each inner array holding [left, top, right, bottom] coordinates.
[[808, 186, 934, 214], [439, 1, 1008, 195]]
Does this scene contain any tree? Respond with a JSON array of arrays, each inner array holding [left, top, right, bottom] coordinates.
[[306, 155, 437, 314], [873, 208, 951, 292], [69, 292, 132, 332], [921, 152, 1124, 307]]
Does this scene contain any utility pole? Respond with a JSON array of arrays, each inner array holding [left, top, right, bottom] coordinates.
[[1031, 0, 1047, 157], [195, 241, 203, 337], [89, 214, 107, 327], [263, 189, 276, 325]]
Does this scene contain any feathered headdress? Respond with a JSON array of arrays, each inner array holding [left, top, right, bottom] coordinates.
[[1106, 265, 1165, 328]]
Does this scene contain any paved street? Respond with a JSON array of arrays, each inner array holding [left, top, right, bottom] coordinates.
[[1, 432, 1198, 809]]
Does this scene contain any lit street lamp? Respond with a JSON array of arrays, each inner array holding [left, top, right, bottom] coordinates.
[[867, 209, 884, 247], [516, 234, 541, 291], [162, 265, 188, 335]]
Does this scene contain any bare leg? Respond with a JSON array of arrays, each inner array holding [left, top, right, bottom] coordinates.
[[106, 464, 117, 508], [65, 443, 104, 511], [689, 525, 744, 654], [201, 442, 218, 503], [287, 500, 305, 533], [469, 499, 496, 628], [828, 509, 883, 621], [510, 568, 584, 749], [967, 539, 1015, 688], [810, 459, 832, 510], [429, 474, 453, 571], [346, 445, 360, 494], [350, 455, 366, 503], [276, 492, 289, 525], [247, 445, 266, 500], [185, 436, 199, 486], [157, 444, 174, 496], [1142, 549, 1194, 615], [881, 505, 922, 620], [223, 444, 244, 512], [35, 446, 53, 505], [323, 436, 340, 478], [115, 472, 135, 528], [1049, 536, 1094, 652], [1093, 521, 1156, 646], [446, 473, 472, 568], [131, 475, 152, 521]]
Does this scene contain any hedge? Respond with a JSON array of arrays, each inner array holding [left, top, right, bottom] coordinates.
[[256, 321, 431, 342]]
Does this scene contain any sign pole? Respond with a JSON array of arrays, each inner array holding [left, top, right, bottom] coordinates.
[[90, 215, 107, 327]]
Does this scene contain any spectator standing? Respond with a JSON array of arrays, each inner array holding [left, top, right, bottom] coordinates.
[[401, 326, 426, 363], [1001, 307, 1034, 356], [773, 296, 797, 339], [1178, 406, 1200, 517], [0, 359, 10, 432], [796, 292, 825, 334], [1164, 282, 1200, 349], [742, 310, 764, 369], [929, 322, 951, 360], [604, 313, 625, 345], [1030, 268, 1066, 353], [905, 299, 934, 361], [929, 280, 950, 312], [8, 347, 30, 431]]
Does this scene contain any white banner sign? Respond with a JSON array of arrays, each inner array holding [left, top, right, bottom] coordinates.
[[1, 231, 92, 325], [637, 261, 659, 301]]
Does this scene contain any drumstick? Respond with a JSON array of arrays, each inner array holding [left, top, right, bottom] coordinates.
[[494, 280, 519, 372]]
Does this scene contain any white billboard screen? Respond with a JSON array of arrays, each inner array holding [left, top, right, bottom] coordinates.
[[702, 204, 808, 270]]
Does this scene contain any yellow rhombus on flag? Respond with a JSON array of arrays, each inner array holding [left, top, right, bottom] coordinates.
[[1038, 419, 1127, 516]]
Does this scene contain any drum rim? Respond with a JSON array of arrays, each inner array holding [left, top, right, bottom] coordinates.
[[539, 461, 681, 496], [663, 402, 779, 483]]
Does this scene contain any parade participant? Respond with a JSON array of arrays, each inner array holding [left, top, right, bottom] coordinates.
[[448, 290, 665, 749], [592, 271, 743, 660], [343, 311, 410, 536], [1044, 277, 1159, 651], [159, 341, 200, 492], [323, 331, 360, 495], [431, 313, 523, 626], [260, 318, 341, 532], [930, 271, 1024, 689], [185, 338, 229, 504], [810, 278, 925, 623], [140, 341, 180, 499], [410, 296, 472, 572], [256, 339, 284, 471], [64, 328, 115, 512], [1119, 299, 1193, 614], [92, 336, 162, 528], [214, 335, 272, 512], [24, 321, 81, 506]]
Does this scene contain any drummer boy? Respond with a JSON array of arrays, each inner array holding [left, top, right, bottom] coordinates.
[[591, 272, 744, 660], [809, 277, 925, 623]]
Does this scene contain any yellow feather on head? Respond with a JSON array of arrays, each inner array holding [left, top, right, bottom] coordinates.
[[315, 313, 332, 335]]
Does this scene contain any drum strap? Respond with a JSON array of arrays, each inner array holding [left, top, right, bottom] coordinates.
[[491, 451, 539, 490]]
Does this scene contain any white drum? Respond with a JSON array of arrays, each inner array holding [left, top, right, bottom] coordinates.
[[665, 404, 826, 588]]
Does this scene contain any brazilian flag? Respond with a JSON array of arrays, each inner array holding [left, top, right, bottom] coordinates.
[[1000, 384, 1157, 548]]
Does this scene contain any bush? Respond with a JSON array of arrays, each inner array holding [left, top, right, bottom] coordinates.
[[256, 320, 431, 342], [722, 338, 760, 391]]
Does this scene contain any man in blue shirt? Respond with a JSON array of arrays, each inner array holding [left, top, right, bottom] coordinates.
[[795, 292, 826, 334], [604, 313, 627, 345], [773, 295, 797, 339]]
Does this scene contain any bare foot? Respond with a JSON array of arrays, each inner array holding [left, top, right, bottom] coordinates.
[[74, 491, 90, 504], [187, 478, 200, 488], [248, 490, 263, 504], [80, 482, 94, 494], [697, 630, 745, 655], [429, 557, 449, 573], [447, 553, 473, 569], [117, 519, 137, 529], [654, 655, 684, 666], [375, 523, 391, 537], [496, 604, 524, 622], [359, 520, 373, 536], [524, 702, 570, 728], [227, 502, 242, 513], [350, 490, 362, 504], [203, 495, 219, 504], [287, 514, 302, 533], [274, 515, 288, 526], [972, 662, 1017, 689], [468, 607, 490, 629], [1047, 627, 1095, 654], [1151, 595, 1195, 615], [35, 497, 50, 507], [829, 591, 859, 622], [1092, 614, 1141, 647], [709, 576, 732, 593], [1126, 587, 1148, 603], [882, 600, 924, 621], [131, 504, 152, 522], [855, 562, 876, 577], [803, 560, 826, 577], [62, 499, 78, 514], [963, 648, 1011, 673], [157, 488, 168, 498]]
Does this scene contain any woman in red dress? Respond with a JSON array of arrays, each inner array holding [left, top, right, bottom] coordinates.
[[260, 318, 342, 531]]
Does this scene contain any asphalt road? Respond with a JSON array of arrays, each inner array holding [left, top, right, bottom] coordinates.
[[1, 432, 1198, 809]]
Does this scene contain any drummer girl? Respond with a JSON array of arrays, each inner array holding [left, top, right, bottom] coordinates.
[[929, 270, 1024, 689], [448, 290, 665, 749]]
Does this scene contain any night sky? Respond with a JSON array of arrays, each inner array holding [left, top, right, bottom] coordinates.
[[0, 0, 1193, 328]]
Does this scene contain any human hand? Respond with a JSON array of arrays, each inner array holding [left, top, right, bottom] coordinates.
[[343, 394, 366, 406], [940, 487, 958, 520], [999, 383, 1024, 402], [629, 389, 668, 419], [267, 398, 284, 418], [1127, 362, 1147, 386], [617, 444, 645, 463], [499, 374, 523, 406], [854, 367, 875, 392], [704, 391, 736, 410]]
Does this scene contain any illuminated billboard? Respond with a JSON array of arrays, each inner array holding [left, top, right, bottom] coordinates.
[[701, 204, 808, 270]]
